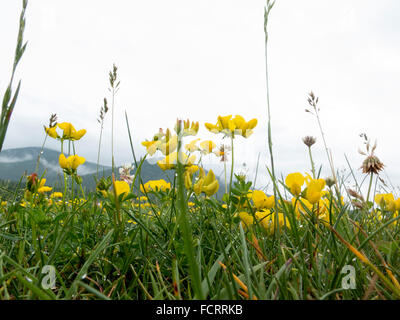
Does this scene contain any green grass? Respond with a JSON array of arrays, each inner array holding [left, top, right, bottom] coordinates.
[[1, 160, 400, 300]]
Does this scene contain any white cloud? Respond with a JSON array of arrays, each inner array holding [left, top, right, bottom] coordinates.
[[39, 158, 61, 173], [0, 154, 33, 163]]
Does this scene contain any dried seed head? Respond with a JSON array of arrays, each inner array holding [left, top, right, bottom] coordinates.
[[49, 113, 57, 128], [351, 200, 365, 210], [347, 188, 364, 201], [325, 177, 336, 188], [109, 63, 118, 88], [358, 134, 384, 175], [358, 148, 366, 156], [302, 136, 316, 148], [98, 98, 108, 123], [361, 155, 384, 174], [307, 91, 319, 109]]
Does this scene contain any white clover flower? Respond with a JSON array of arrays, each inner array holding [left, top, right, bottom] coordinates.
[[119, 163, 135, 184]]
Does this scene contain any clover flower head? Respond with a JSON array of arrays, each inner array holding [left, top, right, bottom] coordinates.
[[119, 163, 135, 184]]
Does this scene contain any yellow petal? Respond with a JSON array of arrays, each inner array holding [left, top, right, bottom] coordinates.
[[44, 126, 59, 139], [114, 180, 130, 198], [59, 154, 68, 169], [58, 122, 75, 138], [200, 140, 216, 153], [203, 179, 219, 196], [70, 155, 86, 170], [285, 172, 305, 196], [72, 129, 86, 140]]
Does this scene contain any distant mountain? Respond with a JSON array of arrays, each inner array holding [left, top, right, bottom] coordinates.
[[0, 147, 224, 197], [0, 147, 172, 191]]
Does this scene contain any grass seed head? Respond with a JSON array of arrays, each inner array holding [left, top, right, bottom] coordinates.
[[325, 177, 336, 188], [302, 136, 316, 147], [361, 155, 384, 174]]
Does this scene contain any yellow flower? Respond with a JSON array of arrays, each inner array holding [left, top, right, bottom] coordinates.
[[238, 211, 254, 228], [305, 178, 326, 204], [292, 197, 313, 218], [38, 186, 52, 193], [50, 192, 63, 198], [392, 211, 399, 227], [57, 122, 86, 141], [200, 140, 217, 154], [157, 152, 196, 171], [71, 129, 86, 140], [250, 190, 275, 210], [183, 165, 200, 189], [261, 211, 290, 234], [59, 154, 86, 173], [318, 208, 332, 226], [185, 138, 201, 153], [44, 125, 59, 139], [395, 198, 400, 211], [141, 179, 171, 193], [37, 179, 52, 193], [59, 154, 82, 170], [114, 180, 130, 199], [238, 210, 289, 234], [205, 115, 257, 138], [285, 172, 305, 196], [141, 140, 161, 156], [175, 119, 199, 136], [186, 165, 199, 175], [193, 168, 219, 196], [375, 193, 396, 212], [204, 122, 220, 134], [232, 115, 258, 138], [159, 134, 178, 156]]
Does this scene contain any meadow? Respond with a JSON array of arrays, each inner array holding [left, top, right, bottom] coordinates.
[[0, 1, 400, 300]]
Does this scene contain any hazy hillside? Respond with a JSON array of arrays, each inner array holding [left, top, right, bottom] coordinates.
[[0, 147, 224, 197], [0, 147, 108, 189]]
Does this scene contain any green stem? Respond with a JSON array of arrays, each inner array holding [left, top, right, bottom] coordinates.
[[96, 122, 104, 178], [224, 160, 227, 194], [229, 136, 234, 196], [62, 173, 68, 209], [35, 134, 48, 173], [79, 183, 86, 200], [175, 122, 203, 299], [308, 146, 316, 179], [111, 88, 115, 175], [264, 2, 279, 218], [314, 108, 340, 194], [366, 173, 374, 204]]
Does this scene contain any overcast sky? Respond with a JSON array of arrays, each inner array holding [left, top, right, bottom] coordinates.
[[1, 0, 400, 193]]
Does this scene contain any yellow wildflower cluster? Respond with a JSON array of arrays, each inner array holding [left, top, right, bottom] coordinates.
[[375, 193, 400, 213], [238, 210, 290, 235], [192, 168, 219, 197], [237, 190, 287, 234], [141, 179, 171, 193], [237, 172, 343, 233], [141, 119, 221, 197], [205, 115, 257, 138], [45, 122, 86, 141], [59, 154, 86, 175], [185, 139, 218, 155], [372, 193, 400, 226]]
